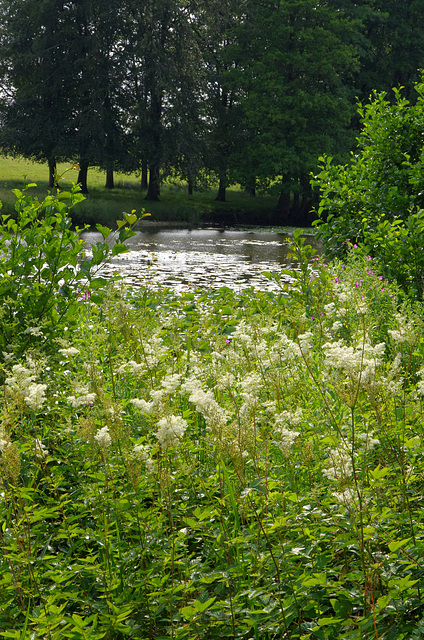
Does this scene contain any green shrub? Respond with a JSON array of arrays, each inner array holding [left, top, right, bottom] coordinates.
[[313, 76, 424, 297], [0, 181, 140, 359]]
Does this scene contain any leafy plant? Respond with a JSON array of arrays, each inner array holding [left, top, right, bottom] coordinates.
[[313, 75, 424, 298], [0, 179, 144, 358]]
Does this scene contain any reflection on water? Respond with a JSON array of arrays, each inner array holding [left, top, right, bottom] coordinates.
[[82, 227, 320, 293]]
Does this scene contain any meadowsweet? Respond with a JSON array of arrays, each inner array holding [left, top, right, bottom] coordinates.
[[274, 408, 303, 428], [324, 302, 336, 316], [5, 364, 35, 393], [323, 446, 353, 483], [240, 373, 262, 395], [156, 415, 187, 449], [116, 360, 145, 376], [34, 438, 49, 459], [161, 374, 182, 393], [67, 385, 97, 408], [332, 488, 359, 508], [94, 426, 112, 448], [132, 443, 155, 473], [59, 347, 80, 358], [130, 398, 154, 413], [275, 427, 300, 455], [323, 339, 385, 383], [24, 383, 47, 411]]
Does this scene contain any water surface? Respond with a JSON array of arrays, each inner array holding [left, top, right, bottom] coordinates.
[[83, 227, 320, 292]]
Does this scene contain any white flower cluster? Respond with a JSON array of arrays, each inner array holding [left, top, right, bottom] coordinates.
[[275, 428, 300, 455], [141, 334, 168, 368], [116, 360, 145, 376], [59, 347, 80, 358], [132, 443, 155, 473], [323, 339, 385, 384], [387, 313, 416, 345], [161, 374, 182, 394], [273, 334, 302, 363], [5, 364, 35, 393], [332, 487, 359, 508], [274, 408, 303, 429], [5, 364, 47, 411], [34, 438, 49, 459], [0, 437, 12, 453], [131, 398, 154, 413], [24, 383, 48, 411], [67, 386, 97, 408], [416, 367, 424, 396], [323, 446, 353, 482], [240, 373, 262, 395], [94, 426, 112, 448], [156, 415, 187, 450], [182, 379, 229, 432]]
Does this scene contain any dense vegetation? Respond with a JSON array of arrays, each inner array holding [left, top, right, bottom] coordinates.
[[314, 75, 424, 300], [1, 0, 424, 223], [2, 186, 424, 638]]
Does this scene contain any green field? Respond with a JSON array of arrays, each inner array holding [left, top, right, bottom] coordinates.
[[0, 156, 278, 227]]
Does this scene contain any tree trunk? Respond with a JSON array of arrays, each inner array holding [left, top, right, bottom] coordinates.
[[215, 177, 226, 202], [188, 177, 194, 196], [105, 169, 114, 189], [275, 191, 291, 223], [77, 160, 89, 194], [244, 177, 256, 197], [141, 159, 148, 189], [48, 158, 57, 189], [146, 164, 160, 201]]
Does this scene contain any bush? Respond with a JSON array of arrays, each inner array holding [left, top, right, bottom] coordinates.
[[0, 181, 141, 359], [313, 75, 424, 297]]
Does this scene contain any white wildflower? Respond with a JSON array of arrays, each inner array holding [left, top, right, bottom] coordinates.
[[216, 373, 236, 390], [0, 438, 11, 453], [133, 443, 151, 459], [67, 392, 97, 408], [332, 488, 358, 508], [94, 426, 112, 448], [5, 364, 35, 393], [156, 415, 187, 449], [240, 373, 262, 395], [59, 347, 80, 358], [34, 438, 49, 459], [130, 398, 154, 413], [161, 374, 182, 394], [275, 427, 300, 454], [275, 408, 303, 429], [24, 383, 47, 411], [23, 326, 44, 337], [116, 360, 145, 376], [323, 447, 353, 482]]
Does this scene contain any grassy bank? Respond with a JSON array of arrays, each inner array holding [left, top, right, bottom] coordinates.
[[0, 157, 277, 227]]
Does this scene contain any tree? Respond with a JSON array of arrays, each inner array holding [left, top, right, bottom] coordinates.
[[124, 0, 207, 201], [0, 0, 132, 192], [354, 0, 424, 101], [0, 0, 76, 186], [225, 0, 361, 224]]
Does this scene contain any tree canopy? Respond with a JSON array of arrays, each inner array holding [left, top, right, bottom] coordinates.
[[0, 0, 423, 218]]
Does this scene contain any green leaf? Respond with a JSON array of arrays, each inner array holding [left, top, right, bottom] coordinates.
[[388, 538, 411, 553], [96, 224, 112, 240]]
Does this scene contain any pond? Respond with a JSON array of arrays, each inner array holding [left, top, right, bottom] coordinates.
[[82, 226, 321, 293]]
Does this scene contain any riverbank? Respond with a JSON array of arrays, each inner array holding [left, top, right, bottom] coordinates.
[[0, 157, 313, 228]]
